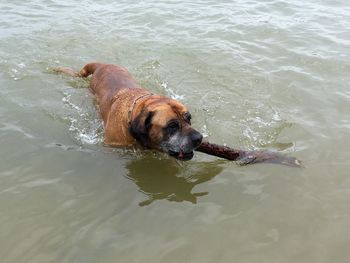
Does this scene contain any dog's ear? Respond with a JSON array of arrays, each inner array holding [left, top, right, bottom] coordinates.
[[129, 110, 155, 148]]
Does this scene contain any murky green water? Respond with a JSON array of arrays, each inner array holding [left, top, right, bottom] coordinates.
[[1, 0, 350, 262]]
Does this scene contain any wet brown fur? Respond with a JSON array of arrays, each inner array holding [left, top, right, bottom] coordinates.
[[55, 62, 190, 148]]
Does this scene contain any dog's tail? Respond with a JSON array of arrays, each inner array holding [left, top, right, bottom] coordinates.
[[53, 62, 103, 78]]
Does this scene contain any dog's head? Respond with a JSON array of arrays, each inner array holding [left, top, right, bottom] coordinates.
[[129, 96, 203, 161]]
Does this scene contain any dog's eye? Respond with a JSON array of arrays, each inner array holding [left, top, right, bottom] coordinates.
[[167, 120, 180, 134], [183, 112, 192, 124]]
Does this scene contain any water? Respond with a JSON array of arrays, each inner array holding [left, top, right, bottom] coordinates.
[[1, 0, 350, 262]]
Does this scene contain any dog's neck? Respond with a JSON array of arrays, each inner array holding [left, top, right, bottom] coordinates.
[[127, 93, 154, 127]]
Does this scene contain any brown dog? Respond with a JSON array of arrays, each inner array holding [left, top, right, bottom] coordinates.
[[55, 62, 203, 161]]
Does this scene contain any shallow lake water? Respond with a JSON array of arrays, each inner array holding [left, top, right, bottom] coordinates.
[[1, 0, 350, 262]]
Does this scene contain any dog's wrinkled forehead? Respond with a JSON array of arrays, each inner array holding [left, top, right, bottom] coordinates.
[[148, 99, 189, 125]]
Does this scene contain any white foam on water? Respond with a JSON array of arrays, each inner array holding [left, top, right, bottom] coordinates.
[[161, 81, 184, 100], [62, 91, 104, 145]]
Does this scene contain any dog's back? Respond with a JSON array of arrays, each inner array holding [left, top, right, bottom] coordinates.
[[55, 62, 140, 97], [87, 63, 140, 98]]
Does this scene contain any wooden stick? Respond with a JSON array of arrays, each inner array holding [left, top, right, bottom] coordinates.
[[196, 141, 301, 167]]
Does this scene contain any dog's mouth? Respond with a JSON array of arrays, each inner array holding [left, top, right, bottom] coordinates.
[[168, 150, 194, 161]]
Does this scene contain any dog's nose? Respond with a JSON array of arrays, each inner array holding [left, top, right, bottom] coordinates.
[[191, 132, 203, 147]]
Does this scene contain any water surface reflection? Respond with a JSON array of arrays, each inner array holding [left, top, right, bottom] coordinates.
[[125, 154, 224, 206]]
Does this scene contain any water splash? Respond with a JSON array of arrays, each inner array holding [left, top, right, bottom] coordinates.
[[62, 90, 104, 145], [238, 101, 295, 151], [7, 61, 27, 81], [161, 81, 184, 100]]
